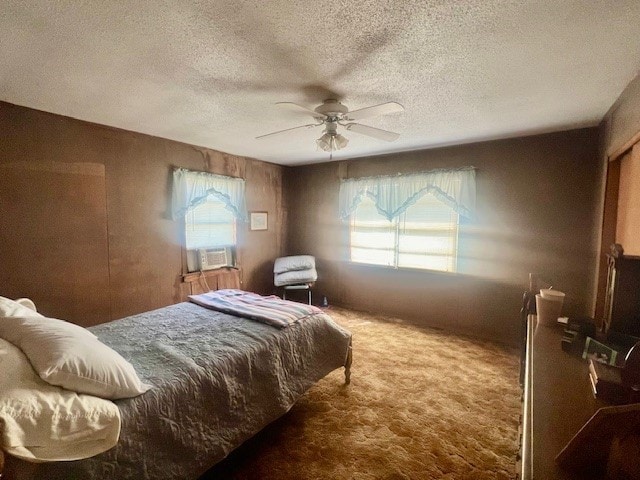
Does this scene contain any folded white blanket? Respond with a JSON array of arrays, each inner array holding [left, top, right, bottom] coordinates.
[[273, 255, 316, 274], [0, 337, 121, 462], [274, 268, 318, 287]]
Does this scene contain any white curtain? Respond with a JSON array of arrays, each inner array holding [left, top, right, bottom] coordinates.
[[339, 167, 476, 221], [171, 168, 248, 221]]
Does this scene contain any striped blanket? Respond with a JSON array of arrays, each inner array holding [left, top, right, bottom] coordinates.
[[188, 289, 323, 328]]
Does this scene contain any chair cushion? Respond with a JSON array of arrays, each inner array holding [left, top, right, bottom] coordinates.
[[274, 268, 318, 287], [273, 255, 316, 274]]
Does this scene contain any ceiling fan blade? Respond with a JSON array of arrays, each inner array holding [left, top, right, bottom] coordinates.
[[275, 102, 328, 120], [345, 123, 400, 142], [255, 123, 321, 140], [344, 102, 404, 121]]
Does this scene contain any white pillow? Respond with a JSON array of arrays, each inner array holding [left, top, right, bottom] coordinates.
[[14, 297, 37, 312], [0, 337, 121, 462], [0, 295, 44, 318], [0, 316, 151, 400]]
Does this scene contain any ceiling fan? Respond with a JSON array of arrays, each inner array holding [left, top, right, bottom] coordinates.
[[256, 99, 404, 153]]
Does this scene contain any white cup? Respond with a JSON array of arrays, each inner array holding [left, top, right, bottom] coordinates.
[[536, 294, 563, 326]]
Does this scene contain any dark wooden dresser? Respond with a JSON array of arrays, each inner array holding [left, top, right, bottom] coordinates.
[[520, 316, 640, 479], [603, 245, 640, 339], [520, 316, 603, 479]]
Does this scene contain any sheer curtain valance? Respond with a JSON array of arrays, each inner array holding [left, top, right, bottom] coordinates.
[[171, 168, 248, 221], [339, 167, 476, 221]]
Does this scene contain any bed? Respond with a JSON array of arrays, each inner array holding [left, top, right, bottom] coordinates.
[[0, 292, 352, 480]]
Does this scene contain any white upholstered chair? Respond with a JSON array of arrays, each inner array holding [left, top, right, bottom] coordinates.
[[273, 255, 317, 305]]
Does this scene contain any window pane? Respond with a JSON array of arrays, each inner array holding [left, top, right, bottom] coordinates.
[[399, 232, 455, 255], [351, 247, 395, 266], [397, 192, 458, 272], [185, 196, 236, 249], [350, 197, 395, 266]]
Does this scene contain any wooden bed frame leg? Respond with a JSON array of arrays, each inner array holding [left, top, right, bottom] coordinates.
[[344, 341, 353, 385]]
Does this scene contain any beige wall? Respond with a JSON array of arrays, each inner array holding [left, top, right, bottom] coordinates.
[[286, 128, 601, 345], [0, 102, 286, 326]]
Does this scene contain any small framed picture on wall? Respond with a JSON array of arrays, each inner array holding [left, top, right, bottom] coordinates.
[[250, 211, 268, 231]]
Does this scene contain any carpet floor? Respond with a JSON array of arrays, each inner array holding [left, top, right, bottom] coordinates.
[[202, 307, 521, 480]]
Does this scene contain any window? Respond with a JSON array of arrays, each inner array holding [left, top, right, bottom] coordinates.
[[340, 167, 473, 273], [184, 194, 236, 250], [350, 192, 459, 272]]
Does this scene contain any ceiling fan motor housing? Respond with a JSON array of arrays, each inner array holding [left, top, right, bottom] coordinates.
[[324, 121, 338, 134], [314, 99, 348, 117]]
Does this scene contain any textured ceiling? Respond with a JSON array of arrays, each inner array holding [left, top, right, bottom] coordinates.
[[2, 1, 640, 166]]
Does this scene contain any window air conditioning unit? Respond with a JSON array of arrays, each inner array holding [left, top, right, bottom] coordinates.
[[197, 247, 231, 271]]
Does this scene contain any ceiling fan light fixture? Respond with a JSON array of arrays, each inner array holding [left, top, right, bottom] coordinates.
[[316, 133, 348, 152], [315, 133, 331, 151], [334, 134, 349, 150]]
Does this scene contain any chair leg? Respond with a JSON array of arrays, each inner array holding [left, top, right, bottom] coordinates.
[[308, 288, 312, 305]]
